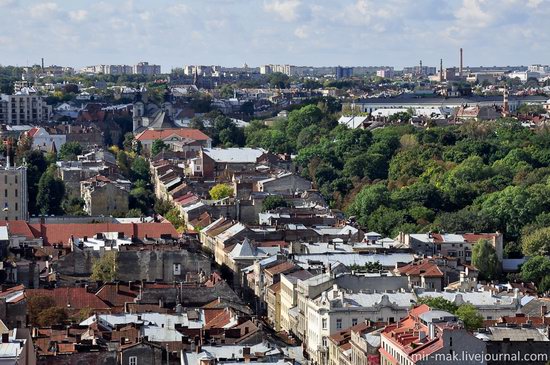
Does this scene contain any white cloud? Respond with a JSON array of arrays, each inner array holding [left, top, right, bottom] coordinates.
[[69, 9, 88, 22], [0, 0, 14, 7], [294, 25, 309, 39], [169, 3, 189, 15], [454, 0, 493, 27], [263, 0, 301, 22], [30, 2, 59, 18]]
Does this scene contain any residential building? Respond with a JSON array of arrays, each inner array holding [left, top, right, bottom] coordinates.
[[415, 289, 522, 320], [25, 126, 66, 153], [305, 284, 416, 365], [335, 66, 353, 79], [397, 232, 504, 265], [80, 175, 130, 216], [0, 89, 52, 125], [376, 68, 395, 78], [192, 147, 270, 179], [135, 128, 211, 153], [380, 305, 487, 365], [133, 61, 161, 75], [0, 163, 27, 222], [394, 259, 444, 290]]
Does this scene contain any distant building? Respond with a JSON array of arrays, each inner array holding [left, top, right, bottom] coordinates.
[[25, 126, 66, 153], [376, 68, 394, 78], [80, 175, 131, 216], [0, 89, 52, 125], [133, 61, 161, 75], [260, 64, 297, 76], [335, 66, 353, 79], [0, 163, 27, 221]]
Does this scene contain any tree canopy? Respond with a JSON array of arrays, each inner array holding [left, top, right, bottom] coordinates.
[[471, 239, 499, 281], [209, 183, 233, 200]]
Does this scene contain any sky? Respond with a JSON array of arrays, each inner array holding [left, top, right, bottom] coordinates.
[[0, 0, 549, 71]]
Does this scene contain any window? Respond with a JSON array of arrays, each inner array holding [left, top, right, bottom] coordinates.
[[129, 356, 137, 365], [15, 203, 17, 211], [322, 318, 327, 329], [15, 189, 17, 198], [173, 263, 181, 275], [4, 189, 6, 198], [336, 319, 342, 329], [352, 318, 358, 326]]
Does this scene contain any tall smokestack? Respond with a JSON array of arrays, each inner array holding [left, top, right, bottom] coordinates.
[[440, 59, 443, 82], [460, 48, 463, 77], [41, 58, 44, 71], [419, 60, 423, 76]]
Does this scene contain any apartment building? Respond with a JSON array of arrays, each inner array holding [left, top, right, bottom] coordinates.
[[0, 164, 28, 221], [0, 90, 52, 125]]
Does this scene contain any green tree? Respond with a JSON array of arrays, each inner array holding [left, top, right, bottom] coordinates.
[[209, 183, 233, 200], [471, 239, 499, 280], [165, 207, 185, 230], [151, 139, 168, 156], [27, 295, 56, 325], [268, 72, 290, 89], [417, 297, 458, 313], [59, 141, 83, 160], [521, 227, 550, 256], [520, 255, 550, 284], [262, 195, 289, 212], [125, 208, 143, 218], [37, 307, 68, 327], [455, 304, 484, 331], [130, 157, 150, 182], [91, 251, 118, 282], [36, 169, 65, 215]]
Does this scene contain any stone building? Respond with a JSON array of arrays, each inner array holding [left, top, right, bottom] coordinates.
[[81, 175, 130, 216], [0, 163, 27, 222]]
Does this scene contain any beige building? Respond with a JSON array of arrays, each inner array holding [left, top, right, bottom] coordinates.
[[0, 90, 52, 125], [0, 164, 27, 221], [81, 175, 130, 216]]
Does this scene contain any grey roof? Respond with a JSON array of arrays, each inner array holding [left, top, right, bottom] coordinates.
[[418, 310, 457, 323], [203, 148, 266, 163], [294, 253, 415, 268], [355, 95, 547, 105], [478, 327, 550, 342], [0, 227, 8, 241]]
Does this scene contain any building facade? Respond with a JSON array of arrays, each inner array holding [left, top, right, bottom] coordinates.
[[0, 164, 28, 221], [0, 92, 52, 125]]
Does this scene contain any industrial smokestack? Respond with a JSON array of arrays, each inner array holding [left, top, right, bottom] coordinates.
[[41, 58, 44, 71], [440, 59, 443, 82], [459, 48, 463, 77]]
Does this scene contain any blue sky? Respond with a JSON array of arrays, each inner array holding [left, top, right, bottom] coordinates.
[[0, 0, 548, 70]]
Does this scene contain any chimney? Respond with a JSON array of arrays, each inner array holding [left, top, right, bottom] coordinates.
[[542, 305, 548, 316], [41, 57, 44, 71], [439, 59, 444, 82], [459, 48, 463, 77]]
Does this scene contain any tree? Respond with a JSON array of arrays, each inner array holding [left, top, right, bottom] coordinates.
[[27, 295, 56, 325], [268, 72, 290, 89], [471, 239, 499, 280], [126, 208, 143, 218], [59, 141, 83, 160], [417, 297, 458, 313], [91, 251, 117, 282], [130, 157, 150, 182], [209, 183, 233, 200], [522, 227, 550, 256], [520, 255, 550, 284], [36, 169, 65, 215], [37, 307, 68, 327], [165, 207, 185, 230], [455, 304, 484, 331], [151, 139, 168, 156], [262, 195, 289, 212]]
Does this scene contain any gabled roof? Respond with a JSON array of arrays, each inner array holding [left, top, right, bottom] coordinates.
[[397, 259, 444, 278], [27, 288, 110, 310], [202, 147, 266, 163], [135, 128, 210, 142]]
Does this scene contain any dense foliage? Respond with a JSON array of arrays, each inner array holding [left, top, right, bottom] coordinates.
[[245, 104, 550, 254]]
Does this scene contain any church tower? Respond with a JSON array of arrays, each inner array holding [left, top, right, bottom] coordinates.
[[132, 90, 145, 132], [161, 87, 174, 119]]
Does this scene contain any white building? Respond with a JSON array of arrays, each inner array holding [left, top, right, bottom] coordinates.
[[0, 89, 52, 125], [26, 126, 66, 153]]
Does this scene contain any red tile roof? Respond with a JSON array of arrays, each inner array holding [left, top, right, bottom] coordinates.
[[264, 261, 297, 277], [27, 287, 111, 310], [135, 128, 210, 142], [0, 221, 38, 239], [397, 259, 444, 278], [95, 283, 138, 308], [27, 222, 178, 246]]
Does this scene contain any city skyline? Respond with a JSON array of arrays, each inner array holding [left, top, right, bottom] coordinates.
[[0, 0, 549, 71]]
